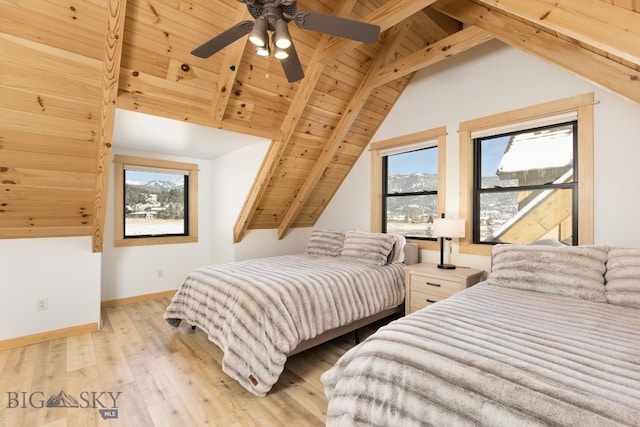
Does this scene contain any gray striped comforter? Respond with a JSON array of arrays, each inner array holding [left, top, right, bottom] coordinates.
[[322, 283, 640, 426], [163, 254, 405, 396]]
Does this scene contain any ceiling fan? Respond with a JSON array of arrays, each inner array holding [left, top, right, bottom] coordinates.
[[191, 0, 380, 83]]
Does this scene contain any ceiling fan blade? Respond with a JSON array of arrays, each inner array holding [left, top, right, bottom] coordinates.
[[280, 41, 304, 83], [293, 11, 380, 44], [191, 20, 253, 58]]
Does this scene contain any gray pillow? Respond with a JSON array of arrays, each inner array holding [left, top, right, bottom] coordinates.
[[605, 247, 640, 308], [488, 244, 608, 302], [340, 231, 396, 266], [305, 230, 345, 257]]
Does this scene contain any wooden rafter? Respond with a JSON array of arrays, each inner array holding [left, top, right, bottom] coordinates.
[[116, 94, 283, 140], [472, 0, 640, 65], [222, 117, 283, 140], [434, 0, 640, 104], [371, 25, 493, 88], [321, 0, 441, 63], [421, 7, 464, 37], [92, 0, 127, 253], [210, 5, 251, 121], [277, 21, 413, 239]]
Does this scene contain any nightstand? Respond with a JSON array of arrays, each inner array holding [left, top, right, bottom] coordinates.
[[404, 263, 485, 314]]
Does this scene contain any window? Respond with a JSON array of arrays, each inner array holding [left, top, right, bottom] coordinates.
[[458, 93, 595, 256], [370, 127, 446, 250], [384, 147, 439, 239], [473, 121, 577, 245], [114, 155, 198, 247]]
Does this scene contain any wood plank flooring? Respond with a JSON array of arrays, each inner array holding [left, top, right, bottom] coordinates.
[[0, 297, 394, 427]]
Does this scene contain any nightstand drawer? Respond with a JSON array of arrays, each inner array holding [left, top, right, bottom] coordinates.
[[410, 290, 445, 311], [409, 274, 461, 298]]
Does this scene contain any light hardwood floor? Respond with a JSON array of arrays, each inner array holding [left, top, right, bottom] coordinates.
[[0, 297, 393, 427]]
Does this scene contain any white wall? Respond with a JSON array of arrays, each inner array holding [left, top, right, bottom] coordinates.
[[101, 149, 214, 301], [315, 146, 372, 232], [210, 141, 313, 262], [319, 39, 640, 271], [0, 236, 101, 340]]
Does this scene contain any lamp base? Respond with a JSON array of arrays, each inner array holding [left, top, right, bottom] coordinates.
[[437, 263, 457, 270]]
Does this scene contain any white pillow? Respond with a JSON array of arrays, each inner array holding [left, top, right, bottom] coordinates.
[[605, 247, 640, 308], [388, 234, 406, 263], [305, 230, 345, 257], [488, 244, 608, 302], [340, 231, 396, 266]]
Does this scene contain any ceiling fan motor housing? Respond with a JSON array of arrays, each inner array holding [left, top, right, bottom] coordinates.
[[242, 0, 297, 26]]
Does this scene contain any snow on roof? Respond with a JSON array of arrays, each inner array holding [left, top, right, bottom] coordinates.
[[498, 127, 573, 174]]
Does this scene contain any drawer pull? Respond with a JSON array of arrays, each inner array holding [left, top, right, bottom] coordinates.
[[426, 299, 437, 304], [426, 282, 441, 287]]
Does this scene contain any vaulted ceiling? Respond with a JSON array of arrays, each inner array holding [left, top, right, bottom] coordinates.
[[1, 0, 639, 251]]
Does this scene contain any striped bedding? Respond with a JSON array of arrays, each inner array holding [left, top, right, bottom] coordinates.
[[322, 283, 640, 426], [163, 254, 405, 396]]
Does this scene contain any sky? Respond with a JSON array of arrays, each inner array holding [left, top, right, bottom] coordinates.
[[480, 135, 510, 176], [388, 147, 438, 174], [125, 169, 183, 184], [388, 136, 509, 176]]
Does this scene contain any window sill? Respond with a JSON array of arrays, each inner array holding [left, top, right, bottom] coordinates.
[[459, 241, 493, 257], [114, 235, 198, 247]]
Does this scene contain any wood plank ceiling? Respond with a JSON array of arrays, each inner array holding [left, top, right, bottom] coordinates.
[[0, 0, 639, 250]]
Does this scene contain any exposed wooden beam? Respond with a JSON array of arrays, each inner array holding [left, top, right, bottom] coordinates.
[[434, 0, 640, 104], [472, 0, 640, 66], [421, 7, 464, 37], [277, 22, 412, 239], [210, 6, 251, 121], [222, 117, 283, 140], [371, 25, 493, 88], [233, 1, 359, 243], [116, 96, 283, 140], [321, 0, 441, 63], [92, 0, 127, 253]]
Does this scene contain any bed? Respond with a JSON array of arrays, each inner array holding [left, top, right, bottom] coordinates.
[[163, 230, 417, 396], [321, 244, 640, 426]]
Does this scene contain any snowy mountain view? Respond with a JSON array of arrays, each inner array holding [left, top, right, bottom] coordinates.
[[124, 173, 186, 236], [386, 173, 517, 238]]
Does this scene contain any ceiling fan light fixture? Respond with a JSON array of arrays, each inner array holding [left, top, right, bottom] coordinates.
[[249, 17, 267, 47], [255, 45, 270, 57], [192, 0, 381, 83], [274, 19, 292, 49], [274, 47, 289, 59]]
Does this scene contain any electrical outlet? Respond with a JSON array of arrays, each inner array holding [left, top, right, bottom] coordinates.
[[37, 298, 48, 311], [157, 269, 164, 278]]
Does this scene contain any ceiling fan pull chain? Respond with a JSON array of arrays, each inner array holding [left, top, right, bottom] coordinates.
[[266, 47, 270, 79]]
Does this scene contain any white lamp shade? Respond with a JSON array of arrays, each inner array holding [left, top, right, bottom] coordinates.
[[433, 218, 465, 238]]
